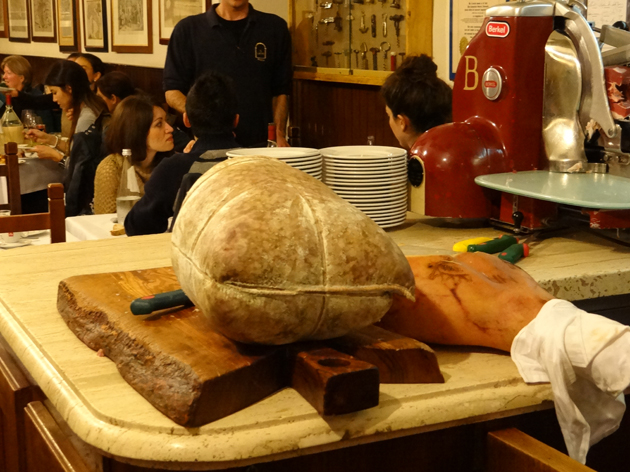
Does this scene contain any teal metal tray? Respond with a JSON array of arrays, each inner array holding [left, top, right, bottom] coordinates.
[[475, 171, 630, 210]]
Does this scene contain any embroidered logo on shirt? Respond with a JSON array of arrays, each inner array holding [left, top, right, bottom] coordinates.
[[255, 42, 267, 61]]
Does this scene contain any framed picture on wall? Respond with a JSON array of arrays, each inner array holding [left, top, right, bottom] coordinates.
[[83, 0, 107, 51], [57, 0, 80, 51], [0, 0, 9, 37], [111, 0, 152, 53], [7, 0, 30, 42], [158, 0, 204, 45], [29, 0, 56, 42]]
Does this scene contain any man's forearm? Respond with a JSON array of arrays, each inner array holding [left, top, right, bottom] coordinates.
[[272, 95, 289, 146], [166, 90, 187, 115]]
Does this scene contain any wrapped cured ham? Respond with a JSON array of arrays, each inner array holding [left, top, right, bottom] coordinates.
[[172, 155, 415, 345]]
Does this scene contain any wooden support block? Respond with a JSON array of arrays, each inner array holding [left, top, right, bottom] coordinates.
[[486, 428, 597, 472], [290, 346, 379, 416], [329, 325, 444, 384]]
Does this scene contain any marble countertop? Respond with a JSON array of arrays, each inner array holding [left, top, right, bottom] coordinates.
[[0, 217, 628, 469]]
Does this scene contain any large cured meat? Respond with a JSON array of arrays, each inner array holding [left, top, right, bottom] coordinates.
[[171, 155, 415, 345]]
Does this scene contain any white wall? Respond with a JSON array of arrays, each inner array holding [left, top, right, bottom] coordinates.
[[0, 0, 289, 69]]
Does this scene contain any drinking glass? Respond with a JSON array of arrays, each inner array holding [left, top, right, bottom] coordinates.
[[21, 110, 37, 146]]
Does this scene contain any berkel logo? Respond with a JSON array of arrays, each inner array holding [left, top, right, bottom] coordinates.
[[486, 21, 510, 38]]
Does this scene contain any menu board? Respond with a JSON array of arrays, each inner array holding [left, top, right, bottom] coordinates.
[[450, 0, 506, 79], [586, 0, 628, 28]]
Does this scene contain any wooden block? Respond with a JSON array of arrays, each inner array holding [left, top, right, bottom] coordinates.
[[329, 325, 444, 384], [57, 268, 287, 427], [290, 346, 379, 416], [486, 428, 596, 472]]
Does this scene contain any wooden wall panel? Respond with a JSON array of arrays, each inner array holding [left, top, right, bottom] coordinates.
[[291, 79, 399, 149]]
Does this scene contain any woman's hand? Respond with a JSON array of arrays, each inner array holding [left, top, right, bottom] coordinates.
[[25, 128, 54, 146], [33, 145, 63, 163], [378, 252, 555, 352]]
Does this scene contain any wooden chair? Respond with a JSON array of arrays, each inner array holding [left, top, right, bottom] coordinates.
[[486, 428, 596, 472], [0, 183, 65, 243], [0, 142, 22, 215]]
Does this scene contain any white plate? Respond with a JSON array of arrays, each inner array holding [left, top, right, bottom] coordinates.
[[324, 168, 408, 178], [324, 161, 407, 173], [333, 187, 408, 197], [342, 193, 408, 203], [352, 200, 408, 211], [0, 239, 33, 249], [362, 207, 408, 217], [379, 218, 407, 229], [320, 145, 407, 160], [325, 176, 408, 185], [21, 230, 48, 238], [18, 158, 26, 164], [227, 147, 321, 158]]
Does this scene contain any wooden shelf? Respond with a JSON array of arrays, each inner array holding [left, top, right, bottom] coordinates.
[[294, 67, 392, 86]]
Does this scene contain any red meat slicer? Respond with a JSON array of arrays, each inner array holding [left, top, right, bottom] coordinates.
[[408, 0, 630, 239]]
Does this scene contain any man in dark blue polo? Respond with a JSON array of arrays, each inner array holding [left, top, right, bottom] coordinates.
[[163, 0, 292, 147]]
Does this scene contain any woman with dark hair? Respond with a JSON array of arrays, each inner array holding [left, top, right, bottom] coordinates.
[[25, 60, 109, 215], [380, 55, 452, 149], [27, 60, 107, 162], [93, 95, 174, 214], [95, 71, 136, 112], [74, 53, 106, 90]]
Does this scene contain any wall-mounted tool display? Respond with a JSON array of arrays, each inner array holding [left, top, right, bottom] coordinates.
[[291, 0, 407, 70]]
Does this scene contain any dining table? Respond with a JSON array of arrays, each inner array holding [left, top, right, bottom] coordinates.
[[65, 213, 124, 241], [0, 214, 629, 471]]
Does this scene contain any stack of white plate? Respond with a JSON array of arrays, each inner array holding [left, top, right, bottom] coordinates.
[[321, 145, 408, 228], [226, 147, 322, 180]]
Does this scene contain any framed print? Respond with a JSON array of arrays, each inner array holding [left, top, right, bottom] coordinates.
[[158, 0, 203, 45], [30, 0, 56, 42], [111, 0, 152, 53], [57, 0, 79, 51], [83, 0, 107, 51], [7, 0, 30, 41], [0, 0, 9, 37]]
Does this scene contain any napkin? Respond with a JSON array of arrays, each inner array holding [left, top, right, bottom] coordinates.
[[511, 299, 630, 463]]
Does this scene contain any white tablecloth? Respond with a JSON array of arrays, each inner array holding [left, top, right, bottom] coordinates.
[[0, 158, 65, 204], [0, 230, 79, 249], [65, 213, 125, 241]]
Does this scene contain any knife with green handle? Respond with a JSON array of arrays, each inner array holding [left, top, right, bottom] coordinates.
[[467, 234, 518, 254], [130, 289, 193, 315]]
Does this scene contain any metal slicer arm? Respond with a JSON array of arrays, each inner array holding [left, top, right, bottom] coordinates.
[[555, 1, 618, 139]]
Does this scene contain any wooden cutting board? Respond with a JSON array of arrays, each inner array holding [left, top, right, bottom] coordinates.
[[57, 267, 443, 427]]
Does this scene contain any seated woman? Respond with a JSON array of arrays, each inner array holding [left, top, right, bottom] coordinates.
[[380, 55, 452, 149], [74, 53, 106, 91], [93, 95, 174, 214], [1, 55, 60, 133], [95, 71, 136, 113], [26, 60, 109, 216]]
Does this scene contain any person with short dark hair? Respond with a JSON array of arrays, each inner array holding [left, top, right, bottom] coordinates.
[[93, 95, 174, 214], [95, 71, 136, 112], [381, 55, 452, 149], [75, 53, 106, 90], [125, 71, 240, 236]]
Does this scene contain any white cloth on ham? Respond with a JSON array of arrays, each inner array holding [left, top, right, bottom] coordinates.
[[511, 299, 630, 464]]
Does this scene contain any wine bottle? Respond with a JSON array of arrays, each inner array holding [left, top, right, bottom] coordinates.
[[0, 95, 24, 146]]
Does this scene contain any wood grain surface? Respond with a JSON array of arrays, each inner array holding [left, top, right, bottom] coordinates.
[[56, 267, 443, 427]]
